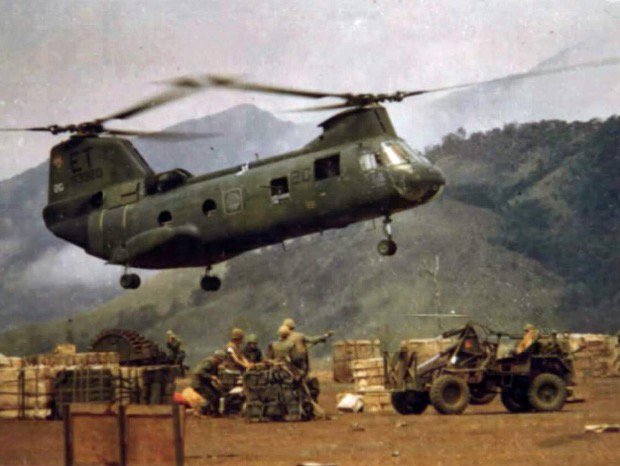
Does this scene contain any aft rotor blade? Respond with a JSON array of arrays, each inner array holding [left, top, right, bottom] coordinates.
[[99, 87, 196, 122], [0, 126, 58, 133], [106, 129, 222, 140], [163, 74, 348, 100], [287, 102, 361, 112], [398, 57, 620, 100]]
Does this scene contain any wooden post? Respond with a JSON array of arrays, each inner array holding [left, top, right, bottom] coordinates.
[[118, 404, 127, 466], [63, 404, 73, 466], [172, 403, 184, 466]]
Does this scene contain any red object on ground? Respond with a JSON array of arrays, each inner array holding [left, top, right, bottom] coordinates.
[[173, 392, 189, 406]]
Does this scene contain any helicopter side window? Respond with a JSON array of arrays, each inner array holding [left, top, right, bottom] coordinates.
[[359, 152, 381, 171], [270, 176, 290, 203], [314, 154, 340, 181], [202, 199, 217, 217]]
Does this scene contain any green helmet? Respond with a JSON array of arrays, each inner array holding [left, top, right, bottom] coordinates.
[[283, 318, 296, 330], [213, 349, 226, 359], [246, 334, 258, 344], [524, 323, 536, 332]]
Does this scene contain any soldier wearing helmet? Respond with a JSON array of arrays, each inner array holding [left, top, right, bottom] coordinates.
[[516, 323, 540, 354], [224, 327, 253, 371], [165, 330, 186, 374], [242, 333, 263, 363], [282, 317, 333, 376], [267, 325, 295, 362], [191, 350, 226, 415]]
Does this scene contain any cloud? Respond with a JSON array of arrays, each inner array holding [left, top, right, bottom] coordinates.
[[20, 246, 154, 289]]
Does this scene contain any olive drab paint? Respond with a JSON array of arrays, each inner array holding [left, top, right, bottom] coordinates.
[[42, 105, 446, 288]]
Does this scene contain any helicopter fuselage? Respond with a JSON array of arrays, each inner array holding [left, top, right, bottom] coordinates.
[[42, 106, 445, 287]]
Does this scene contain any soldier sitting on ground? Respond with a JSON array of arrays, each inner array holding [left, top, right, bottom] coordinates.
[[191, 350, 225, 415], [515, 323, 540, 354], [282, 317, 333, 376], [224, 328, 253, 372], [243, 333, 263, 363]]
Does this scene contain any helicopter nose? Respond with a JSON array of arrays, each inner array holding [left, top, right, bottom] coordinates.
[[391, 164, 446, 203]]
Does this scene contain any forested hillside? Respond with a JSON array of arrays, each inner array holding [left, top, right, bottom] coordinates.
[[1, 115, 617, 360]]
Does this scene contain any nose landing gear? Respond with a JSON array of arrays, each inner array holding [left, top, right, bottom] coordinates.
[[120, 267, 141, 290], [200, 266, 222, 291], [377, 216, 397, 256]]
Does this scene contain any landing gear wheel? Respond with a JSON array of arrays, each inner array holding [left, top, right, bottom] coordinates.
[[391, 390, 429, 415], [200, 275, 222, 292], [501, 388, 531, 413], [377, 239, 397, 256], [527, 373, 567, 412], [430, 375, 470, 415], [120, 273, 141, 290]]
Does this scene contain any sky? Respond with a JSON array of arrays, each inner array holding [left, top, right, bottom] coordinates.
[[0, 0, 619, 179]]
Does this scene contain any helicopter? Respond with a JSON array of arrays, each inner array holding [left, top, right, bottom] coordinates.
[[2, 58, 618, 291]]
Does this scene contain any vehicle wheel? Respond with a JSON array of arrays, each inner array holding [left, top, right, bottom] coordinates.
[[528, 373, 567, 412], [377, 239, 397, 256], [469, 387, 497, 405], [390, 390, 429, 415], [429, 375, 470, 415], [200, 275, 221, 291], [501, 389, 531, 413]]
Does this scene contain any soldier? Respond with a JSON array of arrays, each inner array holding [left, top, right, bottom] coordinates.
[[224, 327, 253, 371], [282, 318, 333, 375], [516, 323, 540, 354], [243, 333, 263, 363], [191, 350, 225, 415], [267, 325, 296, 363], [166, 330, 186, 372]]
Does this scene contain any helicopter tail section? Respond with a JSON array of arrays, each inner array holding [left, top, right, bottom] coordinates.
[[43, 136, 154, 249]]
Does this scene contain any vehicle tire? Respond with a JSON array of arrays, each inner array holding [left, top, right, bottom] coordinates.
[[377, 239, 397, 256], [429, 375, 470, 415], [469, 387, 497, 405], [501, 389, 531, 413], [390, 390, 429, 415], [527, 373, 567, 412]]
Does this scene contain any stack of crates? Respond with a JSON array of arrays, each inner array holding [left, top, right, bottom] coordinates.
[[243, 366, 311, 422]]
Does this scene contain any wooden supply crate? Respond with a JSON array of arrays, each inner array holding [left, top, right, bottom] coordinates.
[[352, 358, 385, 392], [362, 390, 393, 413], [332, 340, 381, 383]]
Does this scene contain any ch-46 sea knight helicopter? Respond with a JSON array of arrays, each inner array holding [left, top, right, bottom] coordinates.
[[2, 58, 617, 291]]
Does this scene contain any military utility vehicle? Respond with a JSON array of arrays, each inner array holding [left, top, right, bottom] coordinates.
[[387, 322, 575, 415]]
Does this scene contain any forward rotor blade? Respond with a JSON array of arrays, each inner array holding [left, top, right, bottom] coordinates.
[[105, 129, 221, 140], [163, 74, 348, 100], [398, 57, 620, 100], [287, 102, 360, 113], [99, 88, 196, 122]]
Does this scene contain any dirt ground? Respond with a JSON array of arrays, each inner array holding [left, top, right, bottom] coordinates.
[[0, 378, 618, 466]]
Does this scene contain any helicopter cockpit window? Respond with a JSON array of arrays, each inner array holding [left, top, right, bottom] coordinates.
[[270, 176, 290, 203], [381, 141, 431, 166], [314, 154, 340, 181], [202, 199, 217, 217], [359, 152, 381, 171]]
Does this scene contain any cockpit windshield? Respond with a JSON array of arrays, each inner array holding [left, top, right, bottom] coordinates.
[[380, 141, 431, 166]]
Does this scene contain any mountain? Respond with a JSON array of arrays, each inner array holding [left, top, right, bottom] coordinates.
[[405, 38, 620, 148], [1, 115, 617, 361], [0, 104, 317, 332]]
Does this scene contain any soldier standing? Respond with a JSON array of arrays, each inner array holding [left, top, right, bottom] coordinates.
[[267, 326, 295, 363], [166, 330, 186, 373], [191, 350, 225, 415], [225, 328, 253, 371], [243, 334, 263, 363], [282, 318, 333, 376]]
